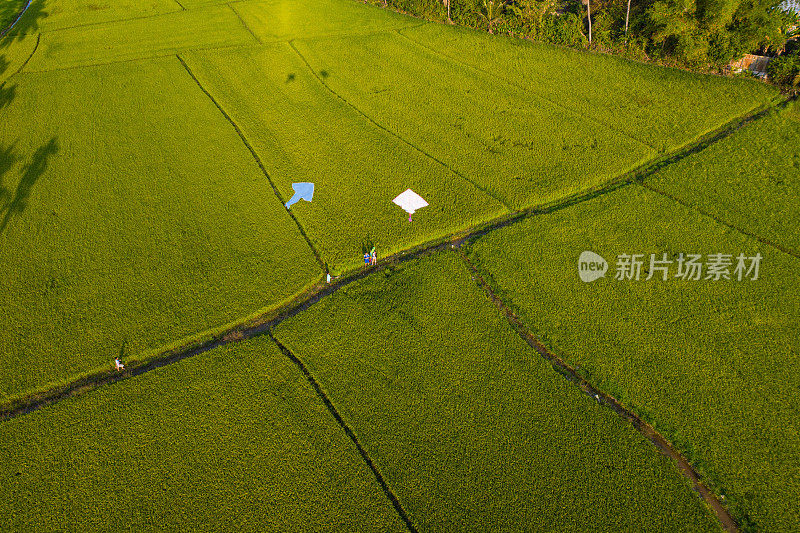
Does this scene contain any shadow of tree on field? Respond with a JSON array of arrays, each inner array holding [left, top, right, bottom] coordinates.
[[1, 0, 48, 42], [0, 142, 19, 205], [0, 0, 51, 236], [0, 137, 58, 234], [0, 81, 16, 110], [0, 0, 48, 106], [0, 0, 29, 36]]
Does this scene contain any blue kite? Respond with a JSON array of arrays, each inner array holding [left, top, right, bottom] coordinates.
[[285, 182, 314, 208]]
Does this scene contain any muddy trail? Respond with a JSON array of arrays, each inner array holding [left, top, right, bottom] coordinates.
[[458, 249, 740, 532], [0, 86, 792, 533]]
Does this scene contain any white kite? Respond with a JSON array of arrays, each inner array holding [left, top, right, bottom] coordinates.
[[392, 189, 428, 222]]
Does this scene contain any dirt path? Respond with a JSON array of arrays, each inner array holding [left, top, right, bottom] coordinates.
[[0, 80, 789, 533], [0, 96, 787, 424], [458, 249, 740, 532]]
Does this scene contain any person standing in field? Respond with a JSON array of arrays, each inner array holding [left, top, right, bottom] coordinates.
[[370, 246, 377, 265], [114, 358, 124, 371], [364, 252, 370, 266]]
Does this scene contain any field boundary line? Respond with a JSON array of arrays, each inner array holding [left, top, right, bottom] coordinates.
[[268, 332, 418, 533], [286, 39, 513, 212], [16, 41, 258, 76], [174, 0, 186, 10], [640, 182, 800, 259], [20, 10, 183, 38], [175, 53, 326, 271], [0, 87, 782, 423], [228, 3, 261, 44], [394, 27, 658, 153], [457, 248, 740, 533], [1, 31, 39, 83]]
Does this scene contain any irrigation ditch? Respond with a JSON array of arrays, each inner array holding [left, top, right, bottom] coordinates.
[[458, 248, 740, 532], [270, 332, 418, 533], [0, 68, 794, 532]]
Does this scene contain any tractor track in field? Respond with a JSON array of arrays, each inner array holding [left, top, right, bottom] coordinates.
[[457, 248, 741, 533], [0, 64, 788, 533], [269, 332, 418, 533]]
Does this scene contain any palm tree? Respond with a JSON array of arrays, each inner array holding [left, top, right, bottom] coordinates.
[[479, 0, 507, 34], [509, 0, 560, 37]]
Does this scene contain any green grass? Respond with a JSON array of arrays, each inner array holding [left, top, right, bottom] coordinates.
[[0, 31, 38, 85], [0, 335, 404, 531], [0, 56, 320, 400], [274, 252, 720, 531], [182, 43, 507, 273], [645, 100, 800, 255], [25, 4, 257, 72], [1, 1, 795, 527], [399, 23, 780, 151], [20, 0, 179, 33], [181, 0, 231, 7], [292, 32, 655, 210], [467, 185, 800, 531], [232, 0, 415, 41]]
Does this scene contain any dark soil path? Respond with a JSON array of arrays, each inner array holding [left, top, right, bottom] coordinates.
[[459, 249, 740, 532], [0, 76, 792, 533]]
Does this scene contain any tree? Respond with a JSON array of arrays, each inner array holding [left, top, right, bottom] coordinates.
[[588, 0, 593, 43], [767, 52, 800, 91], [479, 0, 509, 33], [645, 0, 707, 63], [510, 0, 562, 36], [625, 0, 632, 37]]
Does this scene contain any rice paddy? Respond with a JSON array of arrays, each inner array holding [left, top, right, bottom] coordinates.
[[0, 0, 794, 529]]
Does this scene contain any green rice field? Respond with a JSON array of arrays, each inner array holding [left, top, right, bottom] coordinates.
[[467, 185, 800, 531], [0, 0, 796, 529], [181, 43, 507, 272], [645, 99, 800, 255], [0, 56, 320, 399], [398, 23, 780, 151], [273, 252, 720, 531], [0, 336, 403, 531]]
